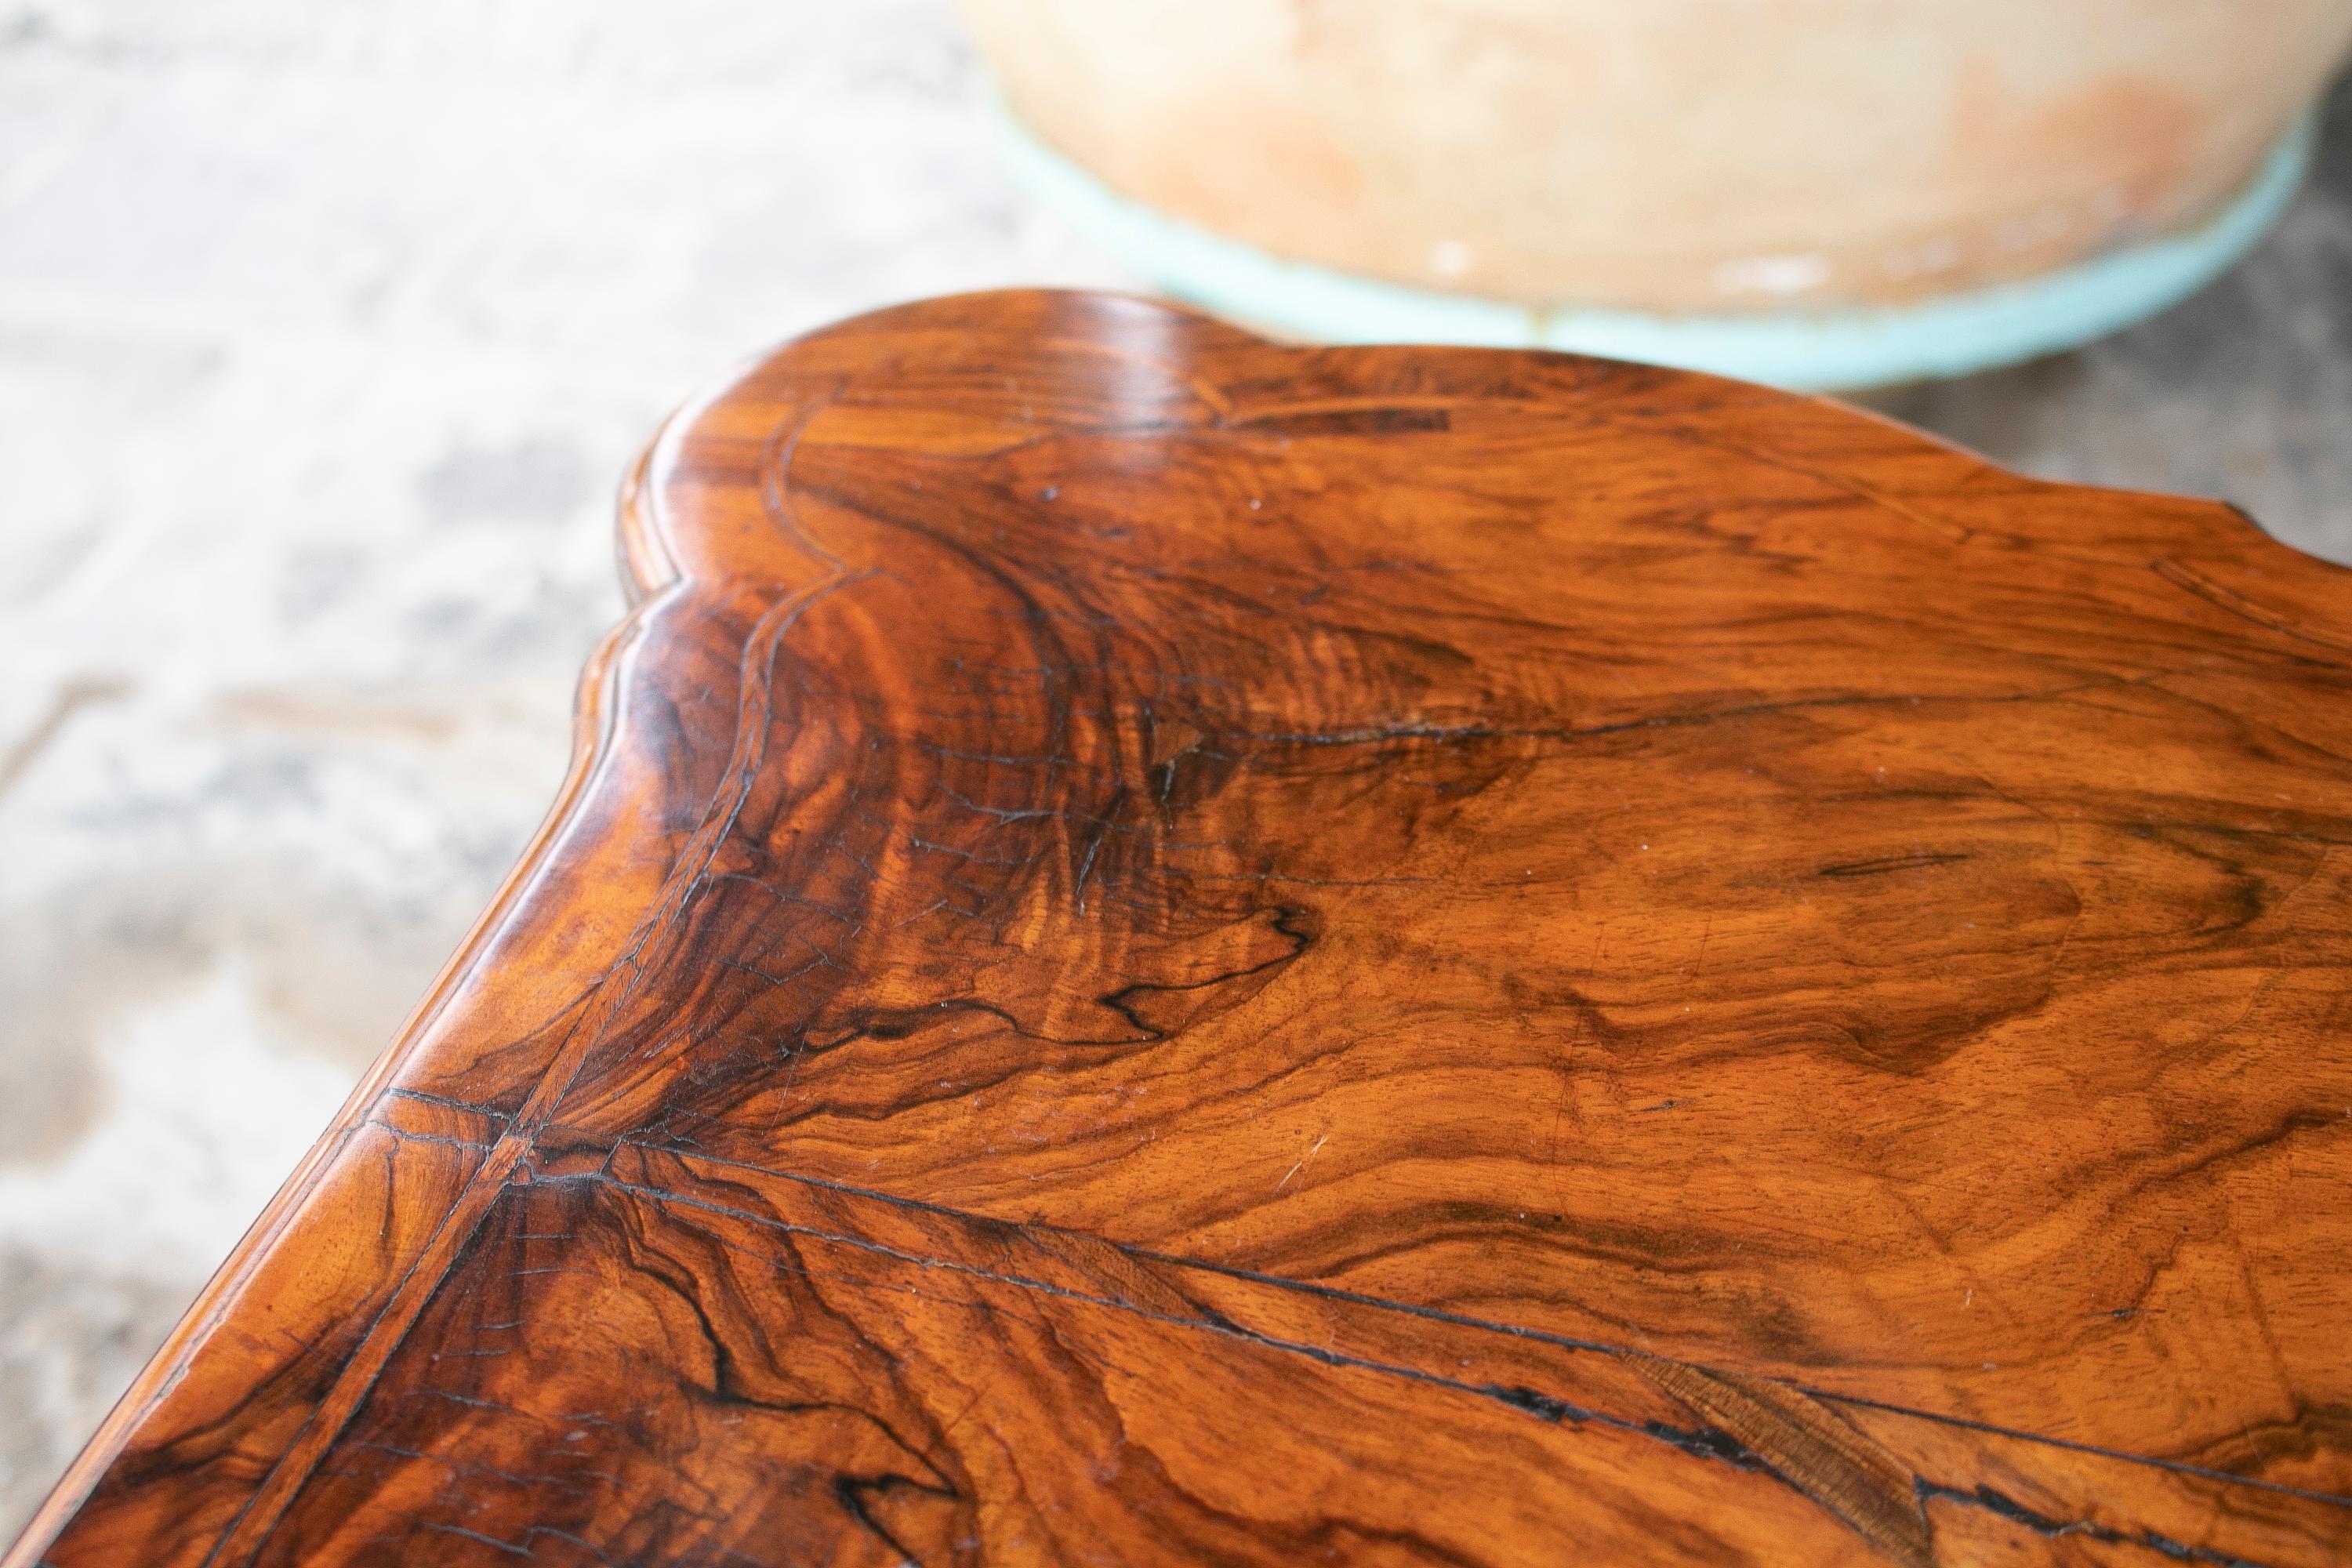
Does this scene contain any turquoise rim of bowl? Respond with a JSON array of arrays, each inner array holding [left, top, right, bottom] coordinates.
[[985, 96, 2315, 392]]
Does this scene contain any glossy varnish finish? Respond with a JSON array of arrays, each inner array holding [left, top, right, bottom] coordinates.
[[11, 291, 2352, 1566]]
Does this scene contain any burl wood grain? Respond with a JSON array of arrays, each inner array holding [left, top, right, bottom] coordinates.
[[12, 290, 2352, 1567]]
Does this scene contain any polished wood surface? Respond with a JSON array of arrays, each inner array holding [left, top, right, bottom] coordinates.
[[13, 290, 2352, 1567]]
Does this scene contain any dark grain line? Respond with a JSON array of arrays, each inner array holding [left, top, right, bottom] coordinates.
[[619, 1142, 2352, 1515]]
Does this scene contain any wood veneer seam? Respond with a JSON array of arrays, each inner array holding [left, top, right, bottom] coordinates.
[[593, 1164, 2310, 1566], [2154, 557, 2352, 661], [0, 598, 667, 1568], [593, 1171, 1771, 1453], [384, 1087, 511, 1119], [0, 597, 649, 1561], [1911, 1484, 2272, 1568], [624, 1139, 2352, 1518], [201, 572, 857, 1566]]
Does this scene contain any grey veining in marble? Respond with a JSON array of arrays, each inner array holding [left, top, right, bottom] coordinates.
[[0, 0, 2346, 1539]]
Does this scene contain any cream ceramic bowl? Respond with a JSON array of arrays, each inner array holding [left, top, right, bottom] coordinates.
[[961, 0, 2350, 310], [960, 1, 2352, 383]]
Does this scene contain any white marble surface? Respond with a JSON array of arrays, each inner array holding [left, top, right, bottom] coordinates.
[[0, 0, 2347, 1539]]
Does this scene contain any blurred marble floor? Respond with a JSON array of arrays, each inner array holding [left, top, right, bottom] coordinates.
[[1, 0, 2347, 1540]]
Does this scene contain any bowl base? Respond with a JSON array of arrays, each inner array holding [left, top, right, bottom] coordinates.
[[988, 100, 2314, 392]]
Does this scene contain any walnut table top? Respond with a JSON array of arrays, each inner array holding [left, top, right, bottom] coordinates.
[[13, 292, 2351, 1568]]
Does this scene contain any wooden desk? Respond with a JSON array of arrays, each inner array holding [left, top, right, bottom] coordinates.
[[13, 292, 2351, 1566]]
